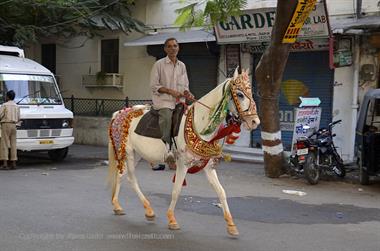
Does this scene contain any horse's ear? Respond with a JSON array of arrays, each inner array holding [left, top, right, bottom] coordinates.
[[244, 68, 250, 75], [233, 67, 239, 79]]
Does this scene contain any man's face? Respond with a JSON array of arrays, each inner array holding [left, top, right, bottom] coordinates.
[[164, 40, 179, 58]]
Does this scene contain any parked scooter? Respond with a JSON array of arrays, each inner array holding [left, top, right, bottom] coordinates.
[[289, 120, 345, 184]]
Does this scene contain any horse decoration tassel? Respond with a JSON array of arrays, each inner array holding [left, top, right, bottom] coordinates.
[[109, 108, 144, 174], [107, 68, 260, 236], [200, 87, 231, 136]]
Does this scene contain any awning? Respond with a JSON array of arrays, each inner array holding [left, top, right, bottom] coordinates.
[[331, 16, 380, 34], [124, 29, 215, 46]]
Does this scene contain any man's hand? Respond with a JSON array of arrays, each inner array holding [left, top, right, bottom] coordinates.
[[183, 90, 195, 101], [169, 89, 183, 98]]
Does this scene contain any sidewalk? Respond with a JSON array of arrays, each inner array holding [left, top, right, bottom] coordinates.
[[67, 144, 364, 185]]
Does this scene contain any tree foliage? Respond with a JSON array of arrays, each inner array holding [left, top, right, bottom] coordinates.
[[0, 0, 145, 46], [175, 0, 247, 29]]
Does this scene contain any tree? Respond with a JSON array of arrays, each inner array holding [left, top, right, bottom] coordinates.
[[255, 0, 298, 177], [0, 0, 145, 46], [176, 0, 299, 177]]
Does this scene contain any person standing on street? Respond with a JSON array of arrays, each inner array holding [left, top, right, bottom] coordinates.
[[150, 37, 194, 167], [0, 90, 20, 169]]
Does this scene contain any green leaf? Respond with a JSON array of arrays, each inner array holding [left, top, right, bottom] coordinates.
[[174, 6, 192, 26]]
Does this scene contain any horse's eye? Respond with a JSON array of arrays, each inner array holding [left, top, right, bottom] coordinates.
[[237, 92, 244, 99]]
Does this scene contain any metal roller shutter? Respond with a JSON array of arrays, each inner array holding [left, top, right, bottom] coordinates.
[[252, 51, 334, 150], [181, 55, 218, 99], [147, 42, 219, 100]]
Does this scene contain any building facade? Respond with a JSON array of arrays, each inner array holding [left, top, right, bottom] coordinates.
[[23, 0, 380, 161], [217, 0, 380, 162]]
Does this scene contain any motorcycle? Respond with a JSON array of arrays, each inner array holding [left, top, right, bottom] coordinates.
[[289, 120, 345, 184]]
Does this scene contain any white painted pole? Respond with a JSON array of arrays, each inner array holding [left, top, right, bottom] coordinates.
[[350, 35, 360, 162]]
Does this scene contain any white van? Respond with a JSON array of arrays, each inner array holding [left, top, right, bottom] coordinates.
[[0, 45, 74, 161]]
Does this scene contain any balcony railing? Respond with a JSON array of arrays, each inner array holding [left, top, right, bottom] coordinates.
[[82, 73, 123, 88]]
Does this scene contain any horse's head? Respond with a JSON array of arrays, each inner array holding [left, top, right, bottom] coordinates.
[[228, 68, 260, 130]]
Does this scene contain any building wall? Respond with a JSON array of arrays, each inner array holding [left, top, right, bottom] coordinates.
[[55, 32, 156, 100], [332, 60, 355, 161], [145, 0, 184, 27], [52, 0, 158, 100], [362, 0, 380, 15], [73, 116, 110, 146], [358, 37, 379, 104]]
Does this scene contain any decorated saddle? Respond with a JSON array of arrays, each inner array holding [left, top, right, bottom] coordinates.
[[134, 103, 185, 139]]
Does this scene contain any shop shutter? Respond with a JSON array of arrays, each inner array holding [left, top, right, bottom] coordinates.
[[147, 42, 219, 100], [180, 55, 218, 99], [252, 51, 334, 150]]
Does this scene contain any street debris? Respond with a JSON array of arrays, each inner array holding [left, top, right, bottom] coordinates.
[[282, 189, 307, 196], [41, 172, 49, 176], [102, 160, 109, 166], [184, 197, 193, 203], [51, 167, 57, 170], [212, 202, 222, 208], [358, 188, 363, 192]]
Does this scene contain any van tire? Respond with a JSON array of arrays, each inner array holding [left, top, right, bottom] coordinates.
[[48, 147, 68, 162], [359, 160, 369, 185]]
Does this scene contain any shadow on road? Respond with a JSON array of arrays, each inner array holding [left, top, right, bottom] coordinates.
[[154, 193, 380, 225]]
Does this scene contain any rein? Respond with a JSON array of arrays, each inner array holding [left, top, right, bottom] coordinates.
[[193, 99, 211, 110]]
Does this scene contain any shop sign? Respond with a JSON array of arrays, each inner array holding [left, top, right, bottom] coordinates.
[[215, 1, 329, 44], [282, 0, 318, 43], [241, 38, 329, 53], [280, 109, 295, 132]]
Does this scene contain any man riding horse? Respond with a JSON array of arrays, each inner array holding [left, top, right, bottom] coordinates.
[[150, 37, 194, 168]]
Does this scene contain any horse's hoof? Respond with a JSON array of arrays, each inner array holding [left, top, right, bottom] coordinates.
[[168, 223, 180, 230], [227, 225, 239, 236], [145, 214, 155, 221], [113, 209, 126, 215]]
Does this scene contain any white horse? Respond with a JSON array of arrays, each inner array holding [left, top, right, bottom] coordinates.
[[108, 69, 260, 236]]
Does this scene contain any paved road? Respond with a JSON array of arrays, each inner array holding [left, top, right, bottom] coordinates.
[[0, 145, 379, 251]]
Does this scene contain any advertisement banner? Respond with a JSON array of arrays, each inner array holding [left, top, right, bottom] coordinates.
[[215, 1, 329, 44], [282, 0, 318, 43], [291, 107, 322, 151]]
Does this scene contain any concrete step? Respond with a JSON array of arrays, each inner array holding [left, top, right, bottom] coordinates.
[[222, 145, 264, 163]]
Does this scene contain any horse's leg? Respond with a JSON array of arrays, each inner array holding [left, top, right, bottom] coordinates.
[[125, 150, 155, 221], [167, 158, 188, 230], [108, 142, 125, 215], [204, 165, 239, 236], [112, 174, 126, 215]]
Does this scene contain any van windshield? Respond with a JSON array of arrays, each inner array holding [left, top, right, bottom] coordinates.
[[0, 74, 62, 105]]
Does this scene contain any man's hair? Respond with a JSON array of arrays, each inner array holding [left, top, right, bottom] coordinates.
[[164, 37, 178, 47], [6, 90, 15, 100]]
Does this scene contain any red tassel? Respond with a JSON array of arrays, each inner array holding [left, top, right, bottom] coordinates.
[[172, 174, 187, 186], [171, 159, 209, 186], [210, 123, 241, 143]]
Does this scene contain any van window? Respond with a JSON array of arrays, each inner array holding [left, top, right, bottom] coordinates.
[[0, 74, 62, 105], [366, 99, 380, 132]]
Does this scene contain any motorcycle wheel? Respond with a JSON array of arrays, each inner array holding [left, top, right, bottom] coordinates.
[[333, 154, 346, 178], [304, 153, 320, 185]]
